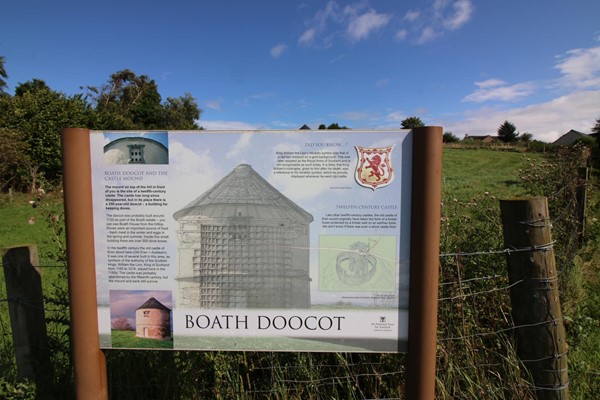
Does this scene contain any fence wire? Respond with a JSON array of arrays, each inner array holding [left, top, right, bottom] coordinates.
[[0, 243, 566, 399]]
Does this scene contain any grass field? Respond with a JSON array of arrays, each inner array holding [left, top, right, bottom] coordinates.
[[1, 146, 599, 399], [110, 330, 173, 349], [441, 147, 544, 200]]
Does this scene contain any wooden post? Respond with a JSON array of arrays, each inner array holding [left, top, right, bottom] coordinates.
[[405, 126, 443, 399], [2, 245, 53, 394], [500, 197, 568, 400], [62, 128, 108, 400]]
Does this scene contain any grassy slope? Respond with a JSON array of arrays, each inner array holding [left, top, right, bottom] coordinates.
[[441, 148, 544, 200]]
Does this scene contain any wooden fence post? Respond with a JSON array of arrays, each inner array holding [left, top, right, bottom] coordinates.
[[2, 245, 53, 393], [62, 128, 108, 399], [405, 126, 443, 400], [499, 197, 568, 400]]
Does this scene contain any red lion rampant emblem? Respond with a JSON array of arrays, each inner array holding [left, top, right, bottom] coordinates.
[[355, 146, 394, 190]]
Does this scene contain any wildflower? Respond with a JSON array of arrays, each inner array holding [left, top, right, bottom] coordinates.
[[28, 216, 36, 225]]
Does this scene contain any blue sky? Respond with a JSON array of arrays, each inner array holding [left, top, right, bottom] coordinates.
[[2, 0, 599, 141]]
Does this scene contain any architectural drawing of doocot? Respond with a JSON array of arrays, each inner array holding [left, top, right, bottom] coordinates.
[[174, 164, 313, 309]]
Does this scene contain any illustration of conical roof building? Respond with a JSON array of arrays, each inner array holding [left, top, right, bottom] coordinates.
[[135, 297, 171, 340], [174, 164, 313, 309]]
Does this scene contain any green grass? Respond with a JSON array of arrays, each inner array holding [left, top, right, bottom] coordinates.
[[110, 330, 173, 349], [0, 192, 64, 265], [441, 147, 544, 200]]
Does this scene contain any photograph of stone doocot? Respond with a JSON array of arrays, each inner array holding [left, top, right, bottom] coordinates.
[[103, 135, 169, 164], [174, 164, 313, 309], [135, 297, 172, 340]]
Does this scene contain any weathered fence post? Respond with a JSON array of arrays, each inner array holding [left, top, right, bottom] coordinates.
[[2, 245, 53, 393], [499, 197, 568, 400], [405, 126, 443, 400]]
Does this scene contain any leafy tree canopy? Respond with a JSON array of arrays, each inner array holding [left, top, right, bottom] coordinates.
[[592, 117, 600, 136], [401, 116, 424, 129], [317, 123, 349, 130], [0, 56, 8, 95], [85, 69, 201, 130], [497, 120, 519, 142], [520, 132, 533, 143], [443, 132, 459, 143], [0, 81, 90, 189], [15, 78, 50, 96], [0, 128, 29, 191]]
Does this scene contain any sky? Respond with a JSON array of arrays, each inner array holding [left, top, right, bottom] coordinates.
[[1, 0, 599, 142]]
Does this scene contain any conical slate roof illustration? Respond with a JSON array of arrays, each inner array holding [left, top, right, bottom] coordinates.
[[173, 164, 313, 222], [173, 163, 313, 309], [137, 297, 170, 311]]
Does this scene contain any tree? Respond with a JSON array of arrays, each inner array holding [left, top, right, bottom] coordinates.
[[592, 117, 600, 136], [86, 69, 201, 130], [316, 123, 349, 130], [0, 80, 91, 190], [86, 69, 163, 129], [15, 78, 49, 96], [497, 120, 519, 142], [162, 93, 201, 129], [111, 317, 133, 331], [520, 132, 533, 143], [0, 56, 8, 95], [326, 122, 349, 129], [592, 117, 600, 169], [0, 128, 29, 191], [443, 132, 459, 143], [401, 116, 424, 129]]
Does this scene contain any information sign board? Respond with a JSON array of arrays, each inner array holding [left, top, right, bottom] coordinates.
[[89, 130, 412, 352]]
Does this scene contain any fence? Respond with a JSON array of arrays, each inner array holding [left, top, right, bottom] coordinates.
[[0, 196, 579, 399]]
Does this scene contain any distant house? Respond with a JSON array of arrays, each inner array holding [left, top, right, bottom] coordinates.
[[553, 130, 589, 146], [463, 134, 498, 144]]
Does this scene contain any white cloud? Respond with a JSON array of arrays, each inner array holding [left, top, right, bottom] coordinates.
[[338, 110, 374, 121], [240, 92, 276, 105], [197, 120, 263, 130], [168, 140, 220, 210], [394, 29, 408, 41], [404, 10, 420, 22], [226, 133, 254, 159], [205, 99, 222, 111], [270, 44, 288, 58], [555, 46, 600, 89], [443, 0, 473, 30], [444, 90, 600, 142], [462, 79, 535, 102], [417, 27, 437, 44], [405, 0, 473, 44], [376, 78, 390, 87], [299, 28, 316, 46], [329, 53, 345, 64], [385, 111, 406, 123], [299, 1, 391, 46], [346, 10, 392, 42]]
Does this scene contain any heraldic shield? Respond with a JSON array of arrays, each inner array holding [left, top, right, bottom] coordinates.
[[354, 145, 395, 190]]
